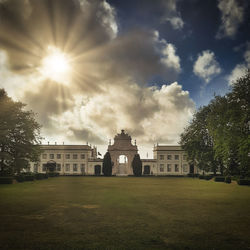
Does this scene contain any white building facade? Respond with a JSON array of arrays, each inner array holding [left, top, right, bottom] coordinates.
[[30, 130, 198, 176]]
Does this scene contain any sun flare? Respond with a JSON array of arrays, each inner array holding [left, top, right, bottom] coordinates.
[[40, 46, 72, 84]]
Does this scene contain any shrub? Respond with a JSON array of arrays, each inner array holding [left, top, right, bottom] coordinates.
[[0, 177, 13, 184], [237, 179, 250, 186], [187, 173, 199, 177], [204, 175, 213, 180], [199, 175, 205, 179], [224, 176, 231, 184], [214, 176, 225, 182], [24, 175, 35, 181], [15, 175, 25, 182], [48, 172, 59, 177], [34, 173, 47, 180]]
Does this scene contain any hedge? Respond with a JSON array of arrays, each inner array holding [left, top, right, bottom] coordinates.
[[237, 179, 250, 186], [24, 175, 35, 181], [15, 175, 25, 182], [199, 175, 205, 179], [35, 173, 48, 180], [214, 176, 225, 182], [224, 176, 231, 184], [0, 177, 13, 184], [48, 172, 60, 177], [187, 173, 199, 177], [204, 175, 213, 180]]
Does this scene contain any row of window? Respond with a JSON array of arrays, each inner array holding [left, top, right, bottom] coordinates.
[[40, 163, 85, 172], [159, 154, 187, 160], [42, 153, 86, 160], [159, 164, 188, 172]]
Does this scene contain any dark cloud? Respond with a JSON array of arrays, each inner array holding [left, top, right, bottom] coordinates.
[[22, 80, 74, 126], [69, 127, 105, 144]]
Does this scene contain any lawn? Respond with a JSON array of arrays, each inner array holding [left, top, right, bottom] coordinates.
[[0, 177, 250, 250]]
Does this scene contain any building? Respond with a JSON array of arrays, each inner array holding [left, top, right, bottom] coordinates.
[[30, 130, 198, 176]]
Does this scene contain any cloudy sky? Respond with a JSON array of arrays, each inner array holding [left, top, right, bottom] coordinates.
[[0, 0, 249, 157]]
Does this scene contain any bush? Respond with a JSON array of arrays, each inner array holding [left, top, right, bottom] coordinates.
[[237, 179, 250, 186], [48, 172, 59, 177], [187, 173, 199, 177], [15, 175, 25, 182], [224, 176, 231, 184], [214, 176, 225, 182], [24, 175, 35, 181], [199, 175, 205, 179], [35, 173, 48, 180], [204, 175, 213, 180], [0, 177, 13, 184]]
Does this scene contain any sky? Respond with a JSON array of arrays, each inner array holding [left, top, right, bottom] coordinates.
[[0, 0, 249, 157]]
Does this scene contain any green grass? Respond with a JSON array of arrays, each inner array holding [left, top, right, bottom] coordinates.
[[0, 177, 250, 250]]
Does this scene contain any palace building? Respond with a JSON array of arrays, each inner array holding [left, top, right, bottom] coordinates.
[[30, 130, 197, 176]]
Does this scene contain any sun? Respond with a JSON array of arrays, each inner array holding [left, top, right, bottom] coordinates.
[[39, 46, 72, 84]]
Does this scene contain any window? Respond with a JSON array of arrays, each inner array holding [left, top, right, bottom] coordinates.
[[81, 164, 85, 173], [65, 164, 70, 171], [167, 164, 171, 172], [50, 154, 54, 159], [73, 164, 78, 172], [42, 164, 47, 172], [42, 154, 47, 159], [34, 163, 38, 172], [160, 164, 164, 172], [183, 164, 188, 172], [174, 155, 179, 160], [175, 164, 179, 172], [167, 155, 172, 160], [73, 154, 78, 159], [57, 154, 61, 159], [56, 164, 61, 171], [81, 154, 85, 159], [66, 154, 70, 159], [160, 155, 164, 160]]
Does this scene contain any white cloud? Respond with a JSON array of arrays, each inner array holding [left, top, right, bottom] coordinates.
[[161, 43, 181, 73], [193, 50, 221, 83], [216, 0, 246, 39], [48, 82, 195, 148], [166, 16, 184, 30], [162, 0, 184, 30], [228, 43, 250, 85]]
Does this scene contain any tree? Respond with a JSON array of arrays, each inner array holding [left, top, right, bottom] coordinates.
[[0, 89, 42, 175], [207, 71, 250, 176], [180, 70, 250, 176], [102, 152, 112, 176], [132, 154, 142, 176], [180, 106, 220, 175]]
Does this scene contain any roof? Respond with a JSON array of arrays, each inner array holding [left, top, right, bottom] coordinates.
[[40, 145, 92, 151], [154, 145, 184, 151]]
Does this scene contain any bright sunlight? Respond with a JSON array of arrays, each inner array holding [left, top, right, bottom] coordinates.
[[40, 46, 71, 84]]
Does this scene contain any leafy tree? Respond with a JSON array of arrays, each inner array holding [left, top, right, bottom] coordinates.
[[132, 154, 142, 176], [180, 106, 219, 175], [180, 70, 250, 176], [102, 152, 112, 176], [0, 89, 42, 175]]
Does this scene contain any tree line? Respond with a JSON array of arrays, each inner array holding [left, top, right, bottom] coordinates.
[[180, 70, 250, 176]]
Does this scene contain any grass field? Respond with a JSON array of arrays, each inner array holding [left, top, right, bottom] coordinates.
[[0, 177, 250, 250]]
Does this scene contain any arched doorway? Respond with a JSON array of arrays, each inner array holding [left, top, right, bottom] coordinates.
[[94, 165, 101, 175], [46, 160, 56, 172], [143, 165, 150, 175], [117, 155, 128, 175]]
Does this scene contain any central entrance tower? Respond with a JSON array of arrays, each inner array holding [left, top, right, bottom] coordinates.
[[108, 130, 138, 176]]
